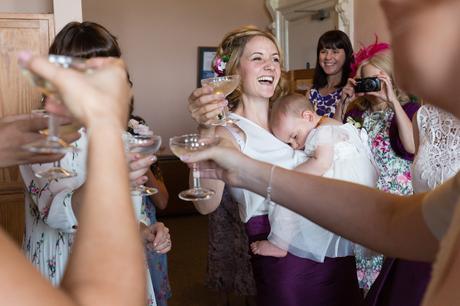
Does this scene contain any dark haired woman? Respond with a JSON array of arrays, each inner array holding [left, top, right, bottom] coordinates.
[[309, 30, 354, 119], [19, 21, 165, 306]]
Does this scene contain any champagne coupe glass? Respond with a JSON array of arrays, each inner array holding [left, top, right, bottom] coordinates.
[[169, 134, 220, 201], [127, 133, 162, 196], [200, 75, 240, 126], [22, 55, 86, 180]]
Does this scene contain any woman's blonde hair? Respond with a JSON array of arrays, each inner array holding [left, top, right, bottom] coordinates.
[[215, 25, 287, 110], [354, 51, 410, 111]]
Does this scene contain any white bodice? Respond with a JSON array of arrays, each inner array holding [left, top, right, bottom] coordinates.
[[412, 104, 460, 193], [227, 113, 306, 222]]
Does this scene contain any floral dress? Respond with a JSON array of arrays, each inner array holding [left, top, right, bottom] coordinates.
[[309, 87, 343, 118], [20, 131, 87, 286], [144, 163, 172, 306], [355, 108, 414, 290], [20, 130, 157, 306]]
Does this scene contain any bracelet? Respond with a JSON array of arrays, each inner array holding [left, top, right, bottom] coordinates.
[[265, 164, 276, 204]]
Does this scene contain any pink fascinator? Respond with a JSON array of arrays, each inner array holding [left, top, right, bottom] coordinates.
[[350, 37, 390, 77]]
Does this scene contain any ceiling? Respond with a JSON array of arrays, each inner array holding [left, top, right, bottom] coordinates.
[[267, 0, 336, 21]]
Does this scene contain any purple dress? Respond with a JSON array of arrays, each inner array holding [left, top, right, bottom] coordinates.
[[246, 215, 364, 306], [309, 87, 343, 118]]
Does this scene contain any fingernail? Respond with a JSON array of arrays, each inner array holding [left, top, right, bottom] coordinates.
[[180, 155, 190, 162], [18, 51, 33, 67], [150, 155, 157, 162]]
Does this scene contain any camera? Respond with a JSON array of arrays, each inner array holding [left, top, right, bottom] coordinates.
[[354, 77, 381, 93]]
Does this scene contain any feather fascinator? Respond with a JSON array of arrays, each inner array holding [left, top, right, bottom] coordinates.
[[351, 37, 390, 77]]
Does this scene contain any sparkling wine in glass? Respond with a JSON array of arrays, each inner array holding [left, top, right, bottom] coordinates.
[[22, 55, 87, 180], [127, 134, 162, 196], [200, 75, 240, 126], [169, 134, 220, 201]]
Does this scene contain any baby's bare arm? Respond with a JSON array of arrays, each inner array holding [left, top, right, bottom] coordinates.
[[294, 144, 333, 176]]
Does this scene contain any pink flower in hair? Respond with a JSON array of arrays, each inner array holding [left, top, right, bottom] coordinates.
[[212, 55, 229, 77], [350, 37, 390, 77]]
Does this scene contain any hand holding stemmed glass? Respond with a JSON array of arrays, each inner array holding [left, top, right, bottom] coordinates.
[[169, 134, 220, 201], [126, 132, 162, 196], [200, 75, 240, 126], [22, 54, 87, 180]]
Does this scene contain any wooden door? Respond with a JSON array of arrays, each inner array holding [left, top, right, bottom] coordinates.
[[0, 13, 54, 244]]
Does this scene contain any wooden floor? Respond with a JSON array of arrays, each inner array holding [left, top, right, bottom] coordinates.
[[162, 214, 249, 306]]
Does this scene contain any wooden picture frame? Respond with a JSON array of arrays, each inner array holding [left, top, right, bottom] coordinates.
[[197, 46, 217, 87]]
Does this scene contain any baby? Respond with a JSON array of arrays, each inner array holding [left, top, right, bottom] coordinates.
[[251, 93, 378, 261]]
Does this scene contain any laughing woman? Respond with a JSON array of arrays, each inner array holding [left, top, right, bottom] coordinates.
[[188, 25, 362, 306]]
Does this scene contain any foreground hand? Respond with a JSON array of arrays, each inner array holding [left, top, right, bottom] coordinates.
[[0, 115, 80, 167], [180, 144, 251, 187], [19, 53, 131, 129], [143, 222, 171, 254], [188, 85, 227, 125], [380, 0, 460, 115]]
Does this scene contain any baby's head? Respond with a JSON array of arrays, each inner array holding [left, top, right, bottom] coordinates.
[[270, 93, 318, 150]]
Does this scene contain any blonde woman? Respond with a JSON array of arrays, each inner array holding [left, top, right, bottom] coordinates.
[[189, 25, 362, 306]]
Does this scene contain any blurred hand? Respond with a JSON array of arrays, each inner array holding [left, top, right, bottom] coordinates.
[[19, 53, 131, 129], [143, 222, 171, 254], [188, 85, 227, 126], [0, 114, 80, 167], [180, 143, 250, 187], [380, 0, 460, 115]]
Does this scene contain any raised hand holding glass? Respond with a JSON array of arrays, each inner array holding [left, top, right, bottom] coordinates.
[[200, 75, 240, 126], [169, 134, 220, 201], [21, 55, 87, 180]]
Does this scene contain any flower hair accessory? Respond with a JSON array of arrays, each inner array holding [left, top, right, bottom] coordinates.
[[350, 37, 390, 77], [212, 54, 230, 77], [128, 118, 153, 136]]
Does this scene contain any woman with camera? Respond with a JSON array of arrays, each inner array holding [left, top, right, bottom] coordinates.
[[341, 42, 423, 304]]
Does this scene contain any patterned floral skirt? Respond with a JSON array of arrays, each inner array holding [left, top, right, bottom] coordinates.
[[145, 198, 172, 306]]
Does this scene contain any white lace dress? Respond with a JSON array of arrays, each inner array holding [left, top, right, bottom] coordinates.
[[413, 105, 460, 239]]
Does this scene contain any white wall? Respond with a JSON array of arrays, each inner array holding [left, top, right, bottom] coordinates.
[[288, 12, 336, 70], [53, 0, 82, 32], [0, 0, 52, 13], [83, 0, 271, 152]]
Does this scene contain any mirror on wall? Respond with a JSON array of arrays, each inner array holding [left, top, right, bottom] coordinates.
[[266, 0, 354, 71]]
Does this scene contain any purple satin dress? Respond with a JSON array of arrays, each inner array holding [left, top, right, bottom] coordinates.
[[365, 259, 431, 306], [246, 215, 364, 306]]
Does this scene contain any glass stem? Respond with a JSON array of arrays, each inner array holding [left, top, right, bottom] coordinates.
[[192, 163, 201, 189], [48, 114, 60, 142]]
